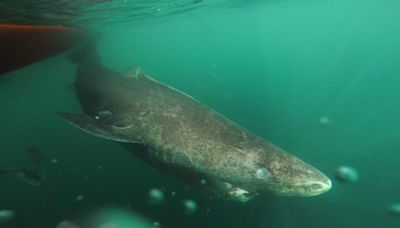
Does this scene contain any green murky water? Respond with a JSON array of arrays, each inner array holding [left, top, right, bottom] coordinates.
[[1, 0, 400, 227]]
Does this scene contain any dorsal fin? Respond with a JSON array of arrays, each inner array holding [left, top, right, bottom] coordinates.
[[123, 65, 147, 79], [124, 66, 199, 102]]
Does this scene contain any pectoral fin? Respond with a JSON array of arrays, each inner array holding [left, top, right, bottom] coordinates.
[[58, 112, 138, 143], [211, 180, 258, 203]]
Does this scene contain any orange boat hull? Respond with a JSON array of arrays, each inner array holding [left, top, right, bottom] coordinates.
[[0, 24, 85, 75]]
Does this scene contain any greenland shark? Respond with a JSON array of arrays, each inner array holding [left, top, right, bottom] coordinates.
[[60, 45, 331, 202]]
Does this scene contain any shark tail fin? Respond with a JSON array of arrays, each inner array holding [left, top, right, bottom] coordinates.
[[25, 145, 42, 167], [18, 166, 45, 186], [0, 145, 45, 186]]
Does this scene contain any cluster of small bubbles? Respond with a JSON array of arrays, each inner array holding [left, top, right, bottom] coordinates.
[[387, 203, 400, 217], [51, 158, 59, 164], [183, 199, 197, 215], [335, 166, 359, 183], [318, 117, 331, 126], [0, 210, 15, 223], [255, 167, 270, 179], [148, 188, 164, 205], [74, 195, 84, 202]]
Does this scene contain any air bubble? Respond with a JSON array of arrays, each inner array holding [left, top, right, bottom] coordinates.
[[74, 195, 84, 202], [55, 220, 79, 228], [148, 188, 164, 205], [335, 166, 359, 183], [387, 203, 400, 217], [0, 210, 14, 223], [183, 199, 197, 215], [318, 117, 331, 126]]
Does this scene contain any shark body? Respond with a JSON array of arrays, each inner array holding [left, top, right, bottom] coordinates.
[[61, 48, 331, 202]]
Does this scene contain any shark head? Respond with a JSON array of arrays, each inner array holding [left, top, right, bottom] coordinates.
[[220, 145, 332, 198], [254, 152, 332, 196]]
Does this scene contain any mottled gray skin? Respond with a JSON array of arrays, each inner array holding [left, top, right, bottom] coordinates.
[[61, 57, 331, 201]]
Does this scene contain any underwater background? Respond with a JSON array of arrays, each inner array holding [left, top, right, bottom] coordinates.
[[1, 0, 400, 227]]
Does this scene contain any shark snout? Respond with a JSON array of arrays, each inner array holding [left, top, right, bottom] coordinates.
[[304, 177, 332, 196]]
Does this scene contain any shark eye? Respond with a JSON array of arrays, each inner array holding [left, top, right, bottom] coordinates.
[[255, 167, 270, 179]]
